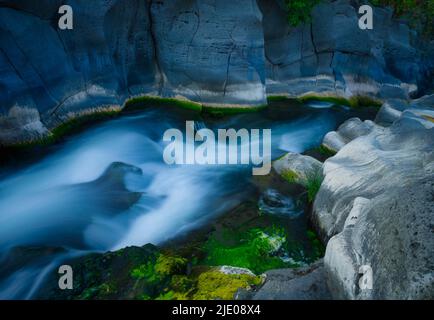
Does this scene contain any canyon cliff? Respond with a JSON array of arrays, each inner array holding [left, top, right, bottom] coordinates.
[[0, 0, 433, 144]]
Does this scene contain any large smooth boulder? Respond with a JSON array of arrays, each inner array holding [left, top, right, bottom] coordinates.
[[313, 97, 434, 299], [273, 152, 323, 184], [322, 117, 375, 152], [241, 259, 332, 300]]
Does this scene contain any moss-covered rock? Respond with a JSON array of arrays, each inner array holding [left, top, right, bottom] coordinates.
[[124, 96, 202, 112], [298, 94, 382, 109], [192, 269, 262, 300]]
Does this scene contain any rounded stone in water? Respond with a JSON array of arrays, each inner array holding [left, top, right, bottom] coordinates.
[[258, 189, 303, 218]]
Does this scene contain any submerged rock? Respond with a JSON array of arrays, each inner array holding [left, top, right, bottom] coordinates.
[[258, 188, 303, 218]]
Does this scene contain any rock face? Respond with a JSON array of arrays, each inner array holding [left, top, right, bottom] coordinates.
[[259, 0, 433, 99], [313, 95, 434, 299], [0, 0, 266, 144], [1, 0, 433, 145]]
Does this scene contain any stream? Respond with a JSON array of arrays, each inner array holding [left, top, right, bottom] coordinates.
[[0, 99, 375, 299]]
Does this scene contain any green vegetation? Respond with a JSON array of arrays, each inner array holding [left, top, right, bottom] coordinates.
[[370, 0, 434, 38], [202, 226, 293, 274], [124, 95, 268, 117], [124, 96, 202, 112], [307, 229, 325, 258], [316, 144, 337, 158], [285, 0, 321, 27], [298, 94, 382, 109], [304, 170, 324, 203], [44, 202, 327, 300], [267, 95, 293, 102], [129, 250, 262, 300], [281, 169, 300, 184], [192, 269, 262, 300], [154, 254, 188, 276], [202, 104, 267, 117], [50, 109, 120, 139], [2, 109, 120, 150]]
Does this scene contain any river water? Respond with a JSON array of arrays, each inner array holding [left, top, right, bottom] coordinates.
[[0, 100, 374, 299]]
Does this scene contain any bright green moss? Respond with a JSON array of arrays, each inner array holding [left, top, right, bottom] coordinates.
[[131, 253, 187, 280], [285, 0, 321, 27], [124, 96, 202, 112], [154, 254, 187, 276], [298, 94, 382, 109], [202, 104, 267, 116], [307, 229, 325, 259], [131, 261, 159, 282], [51, 110, 120, 139], [202, 227, 289, 274], [192, 269, 262, 300], [304, 170, 324, 203], [348, 95, 382, 109], [156, 290, 188, 300], [281, 169, 300, 184], [316, 144, 337, 158]]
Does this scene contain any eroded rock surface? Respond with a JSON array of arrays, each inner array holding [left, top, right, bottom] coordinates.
[[1, 0, 433, 144], [259, 0, 433, 99], [313, 95, 434, 299], [240, 259, 331, 300]]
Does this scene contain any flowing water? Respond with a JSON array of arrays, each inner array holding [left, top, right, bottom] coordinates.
[[0, 100, 375, 299]]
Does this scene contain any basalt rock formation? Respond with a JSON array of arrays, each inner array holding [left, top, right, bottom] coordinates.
[[0, 0, 433, 145], [313, 95, 434, 299]]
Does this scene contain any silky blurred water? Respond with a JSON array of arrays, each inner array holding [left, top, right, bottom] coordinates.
[[0, 101, 365, 298]]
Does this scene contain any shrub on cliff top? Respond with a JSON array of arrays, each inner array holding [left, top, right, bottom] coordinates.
[[285, 0, 321, 27], [369, 0, 434, 38]]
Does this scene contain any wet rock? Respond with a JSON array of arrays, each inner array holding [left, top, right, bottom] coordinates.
[[322, 117, 375, 152], [73, 161, 143, 212], [313, 96, 434, 299], [35, 244, 160, 299], [375, 99, 409, 126], [242, 259, 331, 300], [258, 188, 303, 218], [218, 266, 256, 277], [273, 152, 323, 184], [0, 106, 49, 145], [1, 0, 433, 144], [258, 0, 432, 99]]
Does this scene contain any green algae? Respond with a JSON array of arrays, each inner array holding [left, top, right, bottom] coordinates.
[[202, 226, 292, 274], [316, 144, 337, 158], [124, 96, 202, 112], [281, 169, 300, 184], [298, 94, 382, 109], [202, 104, 267, 117], [304, 170, 324, 203]]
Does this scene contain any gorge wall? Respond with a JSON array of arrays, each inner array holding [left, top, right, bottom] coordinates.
[[0, 0, 433, 144]]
